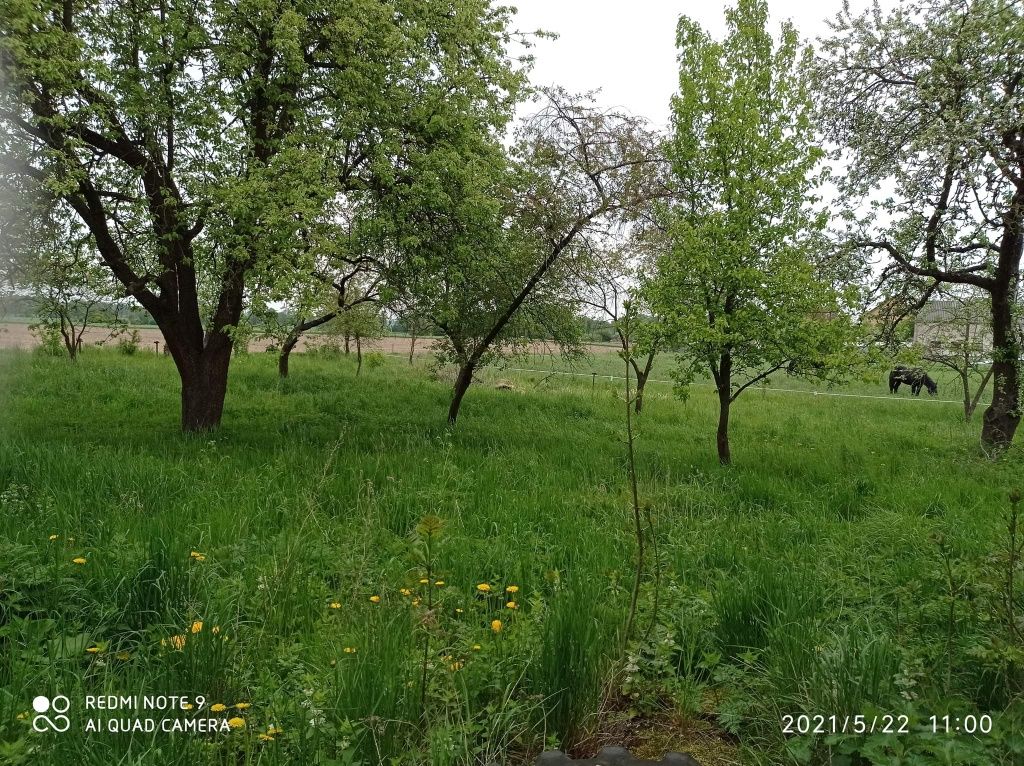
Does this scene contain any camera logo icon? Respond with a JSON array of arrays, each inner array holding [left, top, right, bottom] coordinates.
[[31, 695, 71, 733]]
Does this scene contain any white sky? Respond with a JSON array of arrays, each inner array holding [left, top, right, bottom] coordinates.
[[510, 0, 893, 128]]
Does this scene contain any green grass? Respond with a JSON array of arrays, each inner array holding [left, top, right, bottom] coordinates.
[[0, 348, 1021, 765]]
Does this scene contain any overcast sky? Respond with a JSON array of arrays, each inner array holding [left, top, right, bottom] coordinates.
[[510, 0, 893, 129]]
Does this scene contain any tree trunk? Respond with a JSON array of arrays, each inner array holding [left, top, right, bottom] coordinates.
[[981, 287, 1021, 450], [59, 316, 77, 360], [448, 362, 474, 425], [715, 353, 732, 465], [356, 335, 363, 375], [967, 367, 994, 421], [717, 390, 732, 466], [409, 333, 417, 365], [176, 345, 233, 432], [344, 332, 351, 355], [632, 350, 657, 415], [634, 370, 648, 414], [278, 335, 299, 378], [961, 370, 972, 421]]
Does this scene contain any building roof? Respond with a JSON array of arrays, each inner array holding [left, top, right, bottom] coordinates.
[[916, 299, 988, 325]]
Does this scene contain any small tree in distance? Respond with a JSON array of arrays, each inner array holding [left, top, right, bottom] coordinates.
[[575, 244, 663, 414], [918, 292, 994, 421], [330, 303, 386, 375], [650, 0, 863, 465], [25, 215, 127, 360]]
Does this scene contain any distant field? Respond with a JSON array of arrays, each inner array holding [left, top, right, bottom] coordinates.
[[0, 321, 621, 358], [0, 350, 1020, 765]]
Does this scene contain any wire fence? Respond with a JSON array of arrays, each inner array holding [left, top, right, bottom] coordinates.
[[497, 366, 974, 406]]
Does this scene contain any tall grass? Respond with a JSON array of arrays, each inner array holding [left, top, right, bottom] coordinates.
[[0, 348, 1021, 765]]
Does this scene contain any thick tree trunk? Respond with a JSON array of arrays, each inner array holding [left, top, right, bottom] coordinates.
[[356, 335, 363, 375], [278, 335, 299, 378], [448, 363, 474, 425], [176, 346, 233, 432], [344, 332, 351, 355], [981, 288, 1021, 450]]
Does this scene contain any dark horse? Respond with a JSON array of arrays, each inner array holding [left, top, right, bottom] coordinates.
[[889, 366, 938, 396]]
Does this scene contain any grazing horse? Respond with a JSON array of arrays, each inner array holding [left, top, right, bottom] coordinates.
[[889, 366, 938, 396]]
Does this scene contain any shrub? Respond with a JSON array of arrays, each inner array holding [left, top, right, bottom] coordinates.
[[117, 329, 140, 355], [31, 324, 65, 357]]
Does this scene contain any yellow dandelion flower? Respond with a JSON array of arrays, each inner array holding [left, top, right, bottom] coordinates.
[[191, 620, 203, 634], [455, 608, 464, 614], [189, 551, 206, 562], [329, 602, 341, 610], [411, 598, 421, 606], [210, 703, 227, 713], [266, 725, 283, 736], [16, 712, 27, 720], [506, 601, 518, 610], [72, 557, 87, 565], [476, 583, 491, 593], [227, 716, 245, 730], [49, 534, 59, 541], [490, 619, 503, 633], [472, 644, 481, 651], [434, 580, 445, 586], [211, 626, 221, 635], [85, 646, 102, 654], [115, 651, 131, 661], [369, 595, 381, 604], [182, 703, 194, 711], [400, 588, 412, 597], [505, 585, 519, 594], [419, 578, 429, 584], [449, 661, 463, 671], [344, 646, 357, 654], [162, 634, 187, 650], [234, 703, 250, 710], [258, 733, 274, 742]]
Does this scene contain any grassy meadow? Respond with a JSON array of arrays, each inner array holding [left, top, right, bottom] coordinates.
[[0, 347, 1022, 765]]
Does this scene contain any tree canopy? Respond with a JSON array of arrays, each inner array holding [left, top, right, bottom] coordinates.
[[816, 0, 1024, 450], [0, 0, 526, 430], [649, 0, 862, 464]]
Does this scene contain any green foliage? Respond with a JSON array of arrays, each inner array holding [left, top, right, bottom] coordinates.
[[653, 0, 861, 392], [815, 0, 1024, 449], [648, 0, 864, 462], [381, 89, 657, 412], [0, 0, 529, 426], [330, 304, 385, 346], [30, 324, 64, 357], [117, 330, 141, 356]]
